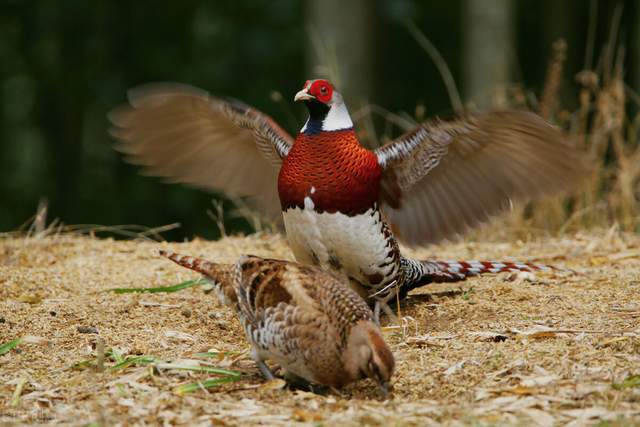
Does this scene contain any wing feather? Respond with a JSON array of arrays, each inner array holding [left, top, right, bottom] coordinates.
[[376, 111, 589, 245], [108, 83, 294, 219]]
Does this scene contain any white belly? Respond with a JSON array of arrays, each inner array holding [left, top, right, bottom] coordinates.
[[282, 197, 397, 292]]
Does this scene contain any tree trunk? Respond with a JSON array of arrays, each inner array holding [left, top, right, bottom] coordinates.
[[462, 0, 514, 108], [305, 0, 373, 108]]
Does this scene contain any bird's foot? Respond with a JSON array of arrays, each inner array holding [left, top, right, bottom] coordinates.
[[380, 301, 400, 326], [283, 372, 329, 395]]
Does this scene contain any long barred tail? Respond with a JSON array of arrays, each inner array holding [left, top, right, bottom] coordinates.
[[434, 259, 553, 278], [159, 250, 236, 306], [159, 250, 219, 275], [400, 257, 556, 297]]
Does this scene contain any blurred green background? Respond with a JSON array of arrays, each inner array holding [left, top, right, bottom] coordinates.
[[1, 0, 637, 240]]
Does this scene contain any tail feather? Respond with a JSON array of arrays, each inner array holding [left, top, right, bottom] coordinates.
[[159, 250, 236, 306], [400, 256, 558, 297], [159, 250, 219, 275], [435, 260, 553, 277]]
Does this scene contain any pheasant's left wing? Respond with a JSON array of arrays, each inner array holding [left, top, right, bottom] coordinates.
[[374, 111, 589, 246]]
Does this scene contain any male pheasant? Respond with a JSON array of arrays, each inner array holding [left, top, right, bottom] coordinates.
[[110, 80, 586, 312], [159, 250, 395, 394]]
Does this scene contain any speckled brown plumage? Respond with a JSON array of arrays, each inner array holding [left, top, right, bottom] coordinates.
[[159, 250, 394, 393]]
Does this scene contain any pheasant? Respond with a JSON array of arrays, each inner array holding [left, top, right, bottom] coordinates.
[[159, 250, 395, 395], [110, 80, 586, 313]]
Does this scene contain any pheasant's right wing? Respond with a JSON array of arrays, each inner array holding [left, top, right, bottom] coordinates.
[[374, 111, 589, 246], [108, 83, 294, 219]]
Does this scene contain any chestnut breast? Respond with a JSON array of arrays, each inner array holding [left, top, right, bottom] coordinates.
[[278, 130, 382, 216]]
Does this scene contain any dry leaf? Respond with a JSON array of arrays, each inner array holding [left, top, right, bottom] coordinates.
[[522, 408, 555, 427], [444, 360, 466, 376], [521, 375, 558, 387], [501, 396, 546, 412], [292, 409, 323, 422], [528, 331, 558, 340], [608, 250, 640, 261], [258, 378, 286, 391], [589, 256, 609, 266], [18, 294, 42, 304], [510, 386, 537, 396], [563, 407, 612, 419], [164, 330, 196, 342], [22, 335, 48, 345]]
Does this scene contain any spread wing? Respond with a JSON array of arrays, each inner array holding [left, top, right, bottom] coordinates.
[[108, 83, 294, 218], [374, 111, 589, 246]]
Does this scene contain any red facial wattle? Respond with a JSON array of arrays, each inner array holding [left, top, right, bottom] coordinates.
[[307, 80, 333, 104]]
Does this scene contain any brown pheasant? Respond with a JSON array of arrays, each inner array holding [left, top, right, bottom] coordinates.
[[159, 250, 395, 394]]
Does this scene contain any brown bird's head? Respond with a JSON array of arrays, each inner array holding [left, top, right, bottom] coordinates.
[[343, 320, 395, 397]]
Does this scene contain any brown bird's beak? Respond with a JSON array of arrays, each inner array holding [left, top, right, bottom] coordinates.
[[294, 88, 314, 102], [378, 381, 391, 399]]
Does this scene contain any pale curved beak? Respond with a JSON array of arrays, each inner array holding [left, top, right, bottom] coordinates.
[[378, 381, 391, 399], [294, 88, 314, 102]]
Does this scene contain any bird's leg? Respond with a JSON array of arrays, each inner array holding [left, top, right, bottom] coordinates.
[[370, 279, 402, 325], [381, 301, 400, 325], [330, 386, 346, 398], [373, 297, 400, 326], [373, 301, 382, 325], [251, 348, 275, 380]]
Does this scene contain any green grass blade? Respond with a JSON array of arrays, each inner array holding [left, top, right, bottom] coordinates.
[[70, 359, 95, 370], [71, 347, 125, 370], [107, 279, 206, 294], [0, 339, 22, 356], [108, 348, 125, 364], [174, 375, 242, 395], [612, 375, 640, 390], [194, 351, 239, 359], [110, 355, 157, 371], [156, 363, 241, 377]]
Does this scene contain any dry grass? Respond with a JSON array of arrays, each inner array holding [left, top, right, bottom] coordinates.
[[521, 31, 640, 237], [1, 230, 639, 426]]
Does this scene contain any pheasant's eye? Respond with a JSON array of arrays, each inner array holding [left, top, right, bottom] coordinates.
[[320, 86, 328, 94]]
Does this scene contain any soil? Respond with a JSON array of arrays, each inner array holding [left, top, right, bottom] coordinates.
[[1, 230, 639, 426]]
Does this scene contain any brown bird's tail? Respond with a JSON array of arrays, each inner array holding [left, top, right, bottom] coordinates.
[[159, 250, 236, 306]]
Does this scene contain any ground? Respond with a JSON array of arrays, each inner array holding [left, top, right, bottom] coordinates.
[[0, 230, 639, 426]]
